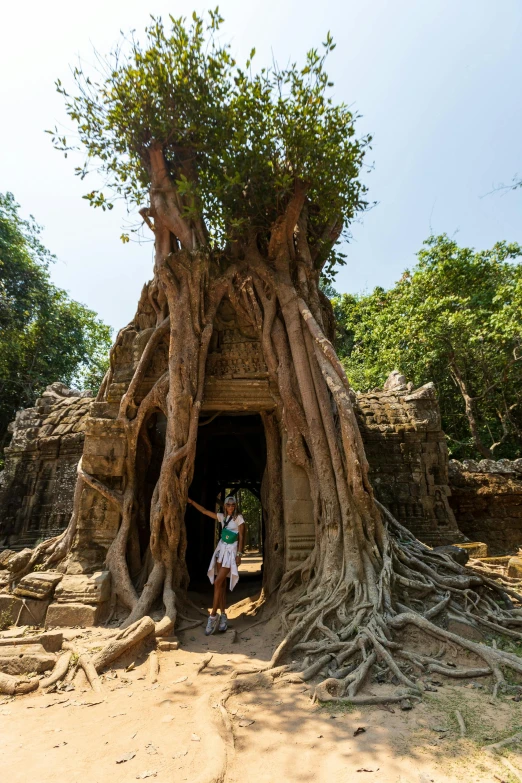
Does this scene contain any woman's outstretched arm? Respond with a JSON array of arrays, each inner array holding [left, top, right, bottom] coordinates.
[[187, 497, 218, 520]]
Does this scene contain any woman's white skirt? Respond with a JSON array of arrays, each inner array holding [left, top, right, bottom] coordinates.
[[207, 540, 239, 591]]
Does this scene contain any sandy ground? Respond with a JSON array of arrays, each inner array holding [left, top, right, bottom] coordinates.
[[2, 557, 522, 783]]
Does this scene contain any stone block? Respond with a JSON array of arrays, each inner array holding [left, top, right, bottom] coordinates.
[[5, 548, 33, 573], [157, 640, 179, 651], [14, 571, 63, 600], [39, 437, 61, 457], [18, 598, 51, 626], [285, 499, 315, 524], [89, 402, 120, 420], [81, 452, 125, 476], [0, 594, 20, 624], [55, 571, 111, 604], [433, 545, 469, 566], [458, 541, 488, 558], [45, 601, 108, 627], [507, 556, 522, 578], [481, 556, 511, 566], [53, 423, 74, 436], [0, 550, 15, 567], [201, 378, 276, 412], [283, 467, 311, 501], [106, 382, 127, 403], [39, 629, 63, 652], [0, 644, 56, 675], [83, 436, 127, 458], [0, 629, 62, 651], [84, 416, 125, 436]]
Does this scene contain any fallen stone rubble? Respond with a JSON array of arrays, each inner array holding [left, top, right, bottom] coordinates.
[[0, 617, 179, 697]]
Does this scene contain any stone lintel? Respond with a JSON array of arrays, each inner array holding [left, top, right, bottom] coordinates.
[[201, 378, 278, 412]]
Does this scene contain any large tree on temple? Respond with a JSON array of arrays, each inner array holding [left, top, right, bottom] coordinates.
[[34, 13, 522, 702]]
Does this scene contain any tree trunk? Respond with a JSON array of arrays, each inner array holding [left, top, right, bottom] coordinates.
[[450, 359, 492, 458], [26, 151, 522, 700], [260, 410, 285, 595]]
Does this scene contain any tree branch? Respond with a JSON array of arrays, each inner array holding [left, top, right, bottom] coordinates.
[[268, 179, 308, 261], [449, 357, 492, 459], [310, 215, 343, 266], [78, 465, 123, 508], [119, 316, 170, 418], [148, 143, 195, 249]]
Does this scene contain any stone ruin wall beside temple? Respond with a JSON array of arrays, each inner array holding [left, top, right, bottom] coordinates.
[[0, 383, 93, 551], [448, 458, 522, 555], [352, 378, 463, 547]]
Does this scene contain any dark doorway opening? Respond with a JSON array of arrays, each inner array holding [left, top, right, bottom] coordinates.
[[186, 413, 267, 591]]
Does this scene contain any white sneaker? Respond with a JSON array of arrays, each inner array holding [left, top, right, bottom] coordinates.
[[205, 615, 219, 636], [218, 613, 228, 632]]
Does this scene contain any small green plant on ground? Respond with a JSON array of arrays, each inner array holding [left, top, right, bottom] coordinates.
[[319, 699, 357, 715], [0, 607, 13, 631]]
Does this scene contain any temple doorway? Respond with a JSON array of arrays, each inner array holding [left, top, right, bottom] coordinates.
[[185, 413, 267, 594]]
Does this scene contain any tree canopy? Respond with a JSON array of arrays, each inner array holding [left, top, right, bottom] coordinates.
[[334, 234, 522, 460], [0, 192, 112, 456], [50, 11, 370, 278]]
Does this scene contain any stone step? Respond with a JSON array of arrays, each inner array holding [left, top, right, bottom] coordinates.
[[0, 643, 56, 675]]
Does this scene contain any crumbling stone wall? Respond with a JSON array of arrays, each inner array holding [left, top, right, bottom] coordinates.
[[354, 372, 463, 547], [448, 459, 522, 555], [0, 383, 93, 549]]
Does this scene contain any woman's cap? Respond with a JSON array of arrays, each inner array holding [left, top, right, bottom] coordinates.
[[224, 496, 236, 505]]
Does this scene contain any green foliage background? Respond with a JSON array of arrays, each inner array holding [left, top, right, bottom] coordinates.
[[50, 12, 370, 277], [0, 192, 112, 460], [333, 235, 522, 460]]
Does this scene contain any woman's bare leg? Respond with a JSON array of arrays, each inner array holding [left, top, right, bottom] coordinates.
[[211, 564, 230, 615], [219, 578, 227, 613]]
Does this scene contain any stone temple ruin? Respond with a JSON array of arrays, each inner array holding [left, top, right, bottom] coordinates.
[[1, 293, 521, 628], [1, 370, 461, 557]]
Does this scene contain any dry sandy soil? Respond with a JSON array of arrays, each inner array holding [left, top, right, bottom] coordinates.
[[2, 557, 522, 783]]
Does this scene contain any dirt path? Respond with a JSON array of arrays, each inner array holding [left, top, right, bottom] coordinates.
[[2, 586, 522, 783]]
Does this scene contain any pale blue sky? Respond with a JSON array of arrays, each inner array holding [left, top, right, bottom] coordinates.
[[1, 0, 521, 331]]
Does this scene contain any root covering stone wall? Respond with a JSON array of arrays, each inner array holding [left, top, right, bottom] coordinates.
[[1, 372, 466, 556], [5, 374, 521, 560], [0, 383, 93, 550], [448, 459, 522, 555]]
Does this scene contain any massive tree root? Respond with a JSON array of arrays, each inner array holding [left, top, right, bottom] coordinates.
[[14, 148, 522, 699], [272, 504, 522, 703]]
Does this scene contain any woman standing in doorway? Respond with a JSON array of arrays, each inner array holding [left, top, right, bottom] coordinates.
[[186, 495, 246, 635]]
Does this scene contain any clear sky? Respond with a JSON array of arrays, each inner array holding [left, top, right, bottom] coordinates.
[[1, 0, 521, 332]]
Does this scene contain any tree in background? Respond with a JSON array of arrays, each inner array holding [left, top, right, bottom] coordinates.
[[335, 234, 522, 460], [0, 192, 112, 458], [236, 488, 262, 551]]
